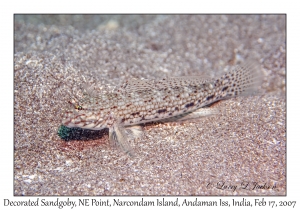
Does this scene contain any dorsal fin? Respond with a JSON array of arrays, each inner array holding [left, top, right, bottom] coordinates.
[[118, 76, 213, 94]]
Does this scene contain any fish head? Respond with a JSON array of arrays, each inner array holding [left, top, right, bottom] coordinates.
[[62, 98, 107, 130]]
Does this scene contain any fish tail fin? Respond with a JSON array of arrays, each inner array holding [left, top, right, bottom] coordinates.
[[218, 60, 263, 98]]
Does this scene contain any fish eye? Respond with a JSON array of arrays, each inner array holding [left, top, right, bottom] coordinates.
[[75, 105, 83, 110], [68, 100, 84, 110]]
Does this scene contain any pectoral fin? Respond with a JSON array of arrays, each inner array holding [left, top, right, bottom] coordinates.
[[109, 125, 135, 157]]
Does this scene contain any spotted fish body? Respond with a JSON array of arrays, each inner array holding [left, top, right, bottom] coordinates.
[[62, 62, 262, 156]]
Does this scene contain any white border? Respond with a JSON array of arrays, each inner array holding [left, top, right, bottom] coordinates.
[[2, 1, 298, 209]]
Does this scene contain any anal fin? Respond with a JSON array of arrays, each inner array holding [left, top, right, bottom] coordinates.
[[161, 107, 220, 123]]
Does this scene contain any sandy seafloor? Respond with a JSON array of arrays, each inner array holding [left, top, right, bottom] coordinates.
[[14, 15, 286, 195]]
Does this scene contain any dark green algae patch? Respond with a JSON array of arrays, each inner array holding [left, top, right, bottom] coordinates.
[[57, 125, 73, 140], [57, 125, 108, 141]]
